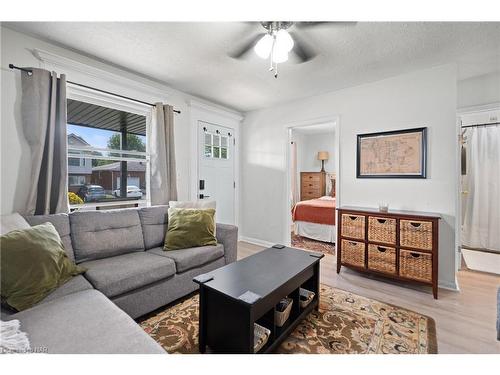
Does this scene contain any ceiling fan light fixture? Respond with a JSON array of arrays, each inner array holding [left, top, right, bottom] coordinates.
[[254, 34, 273, 59], [272, 48, 289, 63], [275, 29, 294, 52]]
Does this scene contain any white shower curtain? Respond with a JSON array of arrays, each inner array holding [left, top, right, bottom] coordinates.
[[462, 125, 500, 252]]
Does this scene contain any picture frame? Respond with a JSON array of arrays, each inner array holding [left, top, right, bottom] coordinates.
[[356, 127, 427, 178]]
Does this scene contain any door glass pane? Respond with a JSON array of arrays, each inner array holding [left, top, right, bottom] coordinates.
[[221, 147, 228, 159], [221, 136, 228, 148], [204, 145, 212, 158], [213, 134, 220, 147], [213, 146, 220, 158], [204, 133, 212, 146]]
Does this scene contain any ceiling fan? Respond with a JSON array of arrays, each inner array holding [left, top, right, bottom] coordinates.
[[230, 21, 354, 78]]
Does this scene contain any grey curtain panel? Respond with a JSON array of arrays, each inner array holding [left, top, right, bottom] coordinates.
[[21, 68, 69, 215], [150, 103, 178, 205]]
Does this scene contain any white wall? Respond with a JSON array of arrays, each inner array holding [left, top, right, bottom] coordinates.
[[458, 71, 500, 109], [0, 27, 241, 214], [241, 64, 458, 289], [295, 131, 335, 174]]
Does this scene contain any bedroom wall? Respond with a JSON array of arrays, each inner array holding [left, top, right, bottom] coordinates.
[[0, 27, 241, 214], [296, 131, 336, 174], [240, 64, 458, 289], [457, 71, 500, 109]]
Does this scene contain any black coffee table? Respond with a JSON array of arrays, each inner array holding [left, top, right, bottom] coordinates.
[[193, 246, 324, 353]]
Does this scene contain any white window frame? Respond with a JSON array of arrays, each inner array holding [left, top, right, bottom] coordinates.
[[66, 84, 152, 209]]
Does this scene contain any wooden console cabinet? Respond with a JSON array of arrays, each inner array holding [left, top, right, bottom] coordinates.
[[336, 206, 441, 299]]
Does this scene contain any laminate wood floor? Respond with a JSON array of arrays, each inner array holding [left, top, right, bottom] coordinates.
[[238, 241, 500, 354]]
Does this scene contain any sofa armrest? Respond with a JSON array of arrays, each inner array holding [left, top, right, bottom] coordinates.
[[216, 223, 238, 264]]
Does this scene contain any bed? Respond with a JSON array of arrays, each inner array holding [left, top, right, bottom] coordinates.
[[292, 196, 336, 243]]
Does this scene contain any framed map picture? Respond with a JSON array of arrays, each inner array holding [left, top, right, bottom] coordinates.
[[357, 127, 427, 178]]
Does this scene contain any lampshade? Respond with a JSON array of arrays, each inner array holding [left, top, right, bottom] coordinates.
[[317, 151, 329, 161]]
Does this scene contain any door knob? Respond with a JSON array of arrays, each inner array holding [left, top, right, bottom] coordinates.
[[199, 194, 211, 199]]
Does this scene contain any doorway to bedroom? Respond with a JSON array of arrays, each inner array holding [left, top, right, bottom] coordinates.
[[286, 120, 338, 256]]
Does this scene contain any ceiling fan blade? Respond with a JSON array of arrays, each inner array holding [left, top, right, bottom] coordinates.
[[229, 32, 266, 59], [295, 21, 357, 28], [289, 32, 317, 63]]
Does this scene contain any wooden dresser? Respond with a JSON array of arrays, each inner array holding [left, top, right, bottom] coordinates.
[[336, 206, 441, 299], [300, 172, 326, 200]]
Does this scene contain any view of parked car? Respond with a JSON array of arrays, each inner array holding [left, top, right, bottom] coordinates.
[[76, 184, 106, 202], [112, 185, 143, 199]]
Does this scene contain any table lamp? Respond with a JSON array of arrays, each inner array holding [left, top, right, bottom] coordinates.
[[317, 151, 329, 172]]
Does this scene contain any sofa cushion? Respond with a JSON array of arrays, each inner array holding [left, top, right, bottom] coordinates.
[[70, 209, 145, 263], [164, 208, 217, 250], [1, 213, 31, 235], [138, 205, 168, 250], [80, 252, 176, 298], [25, 213, 75, 261], [148, 244, 224, 273], [1, 222, 86, 312], [8, 289, 165, 354], [169, 200, 216, 209], [39, 275, 93, 305]]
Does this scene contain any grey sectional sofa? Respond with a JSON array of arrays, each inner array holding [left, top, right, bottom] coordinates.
[[2, 205, 238, 353]]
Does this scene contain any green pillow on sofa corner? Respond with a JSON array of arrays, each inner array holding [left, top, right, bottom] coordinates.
[[164, 208, 217, 251], [0, 222, 86, 311]]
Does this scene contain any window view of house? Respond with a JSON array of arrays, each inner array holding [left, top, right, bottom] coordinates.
[[66, 99, 148, 207]]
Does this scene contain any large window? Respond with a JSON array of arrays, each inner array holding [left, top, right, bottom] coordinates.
[[66, 98, 149, 209]]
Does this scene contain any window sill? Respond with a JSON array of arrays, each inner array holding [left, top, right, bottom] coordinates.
[[70, 199, 149, 211]]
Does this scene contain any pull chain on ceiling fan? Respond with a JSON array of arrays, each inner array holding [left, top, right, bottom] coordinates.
[[229, 21, 356, 79], [254, 22, 294, 78]]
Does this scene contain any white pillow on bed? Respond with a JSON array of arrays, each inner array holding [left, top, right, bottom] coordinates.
[[169, 200, 216, 209], [318, 196, 335, 201]]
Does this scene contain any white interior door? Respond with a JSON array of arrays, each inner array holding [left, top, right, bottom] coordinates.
[[198, 121, 235, 224]]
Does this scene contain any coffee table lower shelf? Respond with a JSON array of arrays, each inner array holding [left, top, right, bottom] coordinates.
[[260, 297, 318, 353]]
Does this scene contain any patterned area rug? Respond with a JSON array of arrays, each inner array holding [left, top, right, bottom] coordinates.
[[291, 233, 335, 255], [139, 285, 437, 354]]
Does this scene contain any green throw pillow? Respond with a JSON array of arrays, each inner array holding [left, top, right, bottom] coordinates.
[[0, 222, 86, 311], [164, 208, 217, 250]]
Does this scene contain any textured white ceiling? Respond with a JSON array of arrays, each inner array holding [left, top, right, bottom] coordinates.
[[5, 22, 500, 112]]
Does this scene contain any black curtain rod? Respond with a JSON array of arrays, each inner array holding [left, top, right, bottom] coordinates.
[[461, 121, 499, 129], [8, 64, 181, 114]]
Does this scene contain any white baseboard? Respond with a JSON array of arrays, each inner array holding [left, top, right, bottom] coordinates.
[[438, 278, 460, 291], [239, 236, 276, 248]]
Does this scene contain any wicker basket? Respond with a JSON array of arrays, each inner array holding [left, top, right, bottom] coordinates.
[[368, 216, 396, 245], [400, 220, 433, 250], [274, 298, 293, 327], [341, 240, 365, 267], [299, 288, 315, 308], [368, 244, 396, 274], [341, 214, 365, 239], [253, 323, 271, 353], [399, 249, 432, 282]]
